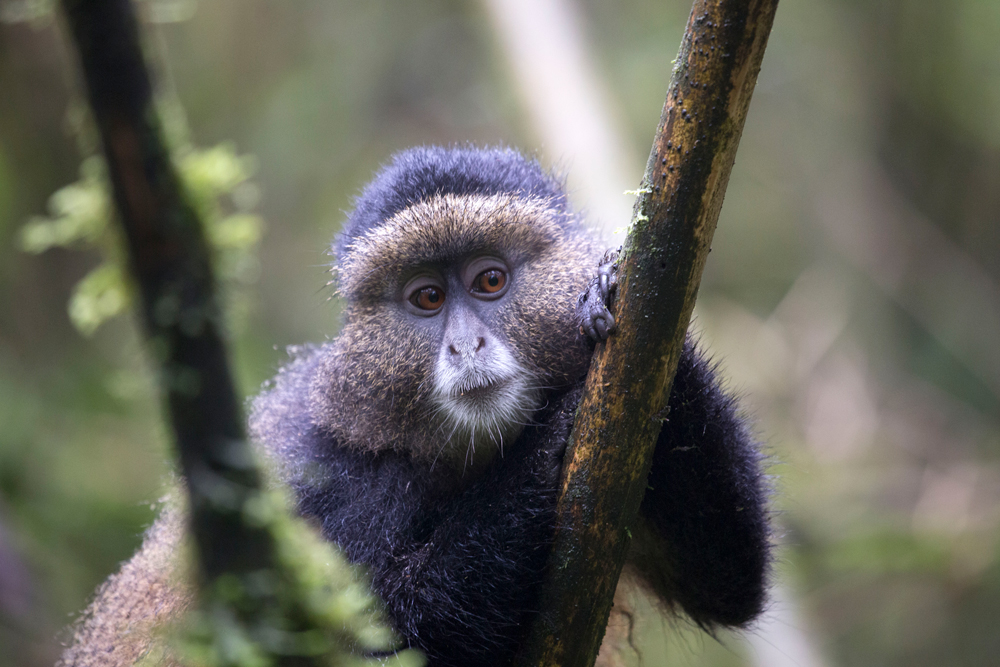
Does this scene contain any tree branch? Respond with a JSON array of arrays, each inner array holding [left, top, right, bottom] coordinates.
[[59, 0, 272, 581], [58, 5, 409, 664], [518, 1, 779, 664]]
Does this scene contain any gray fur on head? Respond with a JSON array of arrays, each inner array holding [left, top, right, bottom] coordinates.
[[333, 145, 579, 262]]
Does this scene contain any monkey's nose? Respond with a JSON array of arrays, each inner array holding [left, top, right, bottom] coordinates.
[[448, 337, 486, 356]]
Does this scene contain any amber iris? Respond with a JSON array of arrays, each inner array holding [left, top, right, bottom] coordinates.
[[413, 287, 445, 310], [474, 269, 506, 294]]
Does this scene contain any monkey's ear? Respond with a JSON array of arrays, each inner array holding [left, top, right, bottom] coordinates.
[[576, 254, 619, 342]]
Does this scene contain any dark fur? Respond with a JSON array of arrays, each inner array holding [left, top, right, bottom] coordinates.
[[251, 146, 771, 666]]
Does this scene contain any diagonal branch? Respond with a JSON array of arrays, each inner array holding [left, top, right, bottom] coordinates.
[[59, 0, 273, 588], [517, 1, 779, 664], [58, 4, 419, 664]]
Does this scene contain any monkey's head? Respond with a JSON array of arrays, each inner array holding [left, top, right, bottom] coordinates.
[[312, 146, 602, 468]]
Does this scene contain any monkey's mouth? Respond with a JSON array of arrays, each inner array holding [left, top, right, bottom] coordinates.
[[432, 368, 541, 462], [433, 356, 541, 454], [455, 379, 507, 402]]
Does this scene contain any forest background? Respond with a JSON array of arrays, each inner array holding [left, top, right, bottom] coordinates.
[[1, 0, 999, 666]]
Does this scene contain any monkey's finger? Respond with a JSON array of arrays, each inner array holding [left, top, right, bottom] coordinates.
[[595, 318, 608, 340], [599, 272, 610, 300], [594, 316, 611, 341]]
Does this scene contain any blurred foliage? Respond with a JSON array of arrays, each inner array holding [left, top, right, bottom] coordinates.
[[2, 0, 1000, 666], [0, 0, 200, 26], [19, 131, 263, 336], [165, 490, 424, 667]]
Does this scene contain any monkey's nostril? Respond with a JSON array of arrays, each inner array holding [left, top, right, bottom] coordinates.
[[475, 338, 485, 352]]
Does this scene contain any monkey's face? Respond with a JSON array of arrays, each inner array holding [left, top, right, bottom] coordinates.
[[321, 193, 601, 467], [404, 253, 539, 460]]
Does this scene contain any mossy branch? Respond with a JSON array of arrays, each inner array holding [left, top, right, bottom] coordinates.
[[58, 1, 414, 664], [517, 1, 779, 665], [61, 0, 267, 592]]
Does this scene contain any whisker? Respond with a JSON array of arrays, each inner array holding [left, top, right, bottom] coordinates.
[[431, 419, 462, 472]]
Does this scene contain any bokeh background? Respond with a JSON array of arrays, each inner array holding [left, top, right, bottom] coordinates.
[[2, 0, 1000, 665]]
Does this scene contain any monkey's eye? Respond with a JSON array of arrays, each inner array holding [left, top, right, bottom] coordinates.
[[412, 286, 445, 311], [463, 256, 511, 300], [473, 269, 507, 294]]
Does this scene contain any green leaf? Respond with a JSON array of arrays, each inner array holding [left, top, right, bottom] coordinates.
[[210, 214, 265, 250], [19, 157, 110, 253], [21, 139, 265, 336], [68, 264, 131, 336]]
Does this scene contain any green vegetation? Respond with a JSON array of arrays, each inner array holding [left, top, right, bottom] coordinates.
[[168, 490, 423, 667], [2, 1, 1000, 665]]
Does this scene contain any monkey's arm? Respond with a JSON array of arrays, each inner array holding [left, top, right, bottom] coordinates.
[[632, 338, 770, 629], [293, 389, 579, 667]]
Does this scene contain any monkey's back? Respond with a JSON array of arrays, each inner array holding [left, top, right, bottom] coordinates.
[[57, 506, 192, 667]]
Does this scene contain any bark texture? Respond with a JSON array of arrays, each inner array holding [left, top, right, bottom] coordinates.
[[517, 1, 780, 665]]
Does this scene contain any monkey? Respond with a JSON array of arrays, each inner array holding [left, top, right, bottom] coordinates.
[[250, 145, 771, 663], [58, 145, 770, 667]]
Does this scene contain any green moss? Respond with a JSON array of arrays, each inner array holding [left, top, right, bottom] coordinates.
[[165, 488, 425, 667]]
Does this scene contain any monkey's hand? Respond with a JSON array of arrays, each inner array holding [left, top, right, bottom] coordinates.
[[577, 250, 619, 341]]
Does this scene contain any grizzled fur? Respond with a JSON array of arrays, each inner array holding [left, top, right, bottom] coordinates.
[[318, 192, 599, 462], [335, 145, 577, 261], [250, 147, 771, 665], [57, 505, 190, 667], [255, 362, 582, 666]]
